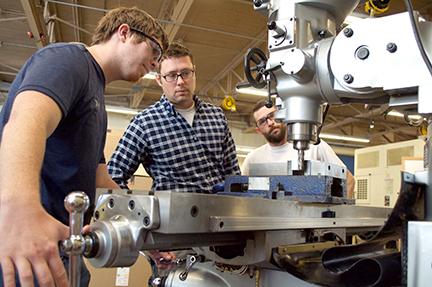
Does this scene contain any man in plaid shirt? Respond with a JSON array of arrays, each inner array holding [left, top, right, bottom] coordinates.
[[108, 42, 240, 193]]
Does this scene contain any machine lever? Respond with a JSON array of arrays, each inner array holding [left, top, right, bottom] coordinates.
[[178, 255, 204, 281], [59, 192, 90, 287], [236, 81, 253, 89], [265, 78, 273, 108]]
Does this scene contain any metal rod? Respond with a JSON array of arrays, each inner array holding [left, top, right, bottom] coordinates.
[[0, 63, 20, 72], [49, 16, 92, 35], [158, 19, 265, 41], [46, 0, 107, 13], [0, 16, 27, 22], [72, 0, 81, 42], [297, 149, 305, 171], [0, 41, 38, 49], [63, 192, 90, 287], [0, 71, 17, 76]]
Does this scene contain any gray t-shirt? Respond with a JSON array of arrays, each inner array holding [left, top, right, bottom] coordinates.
[[0, 43, 107, 225]]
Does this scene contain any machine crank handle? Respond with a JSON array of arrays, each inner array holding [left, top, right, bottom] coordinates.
[[178, 255, 205, 281], [59, 192, 90, 287], [236, 81, 253, 90]]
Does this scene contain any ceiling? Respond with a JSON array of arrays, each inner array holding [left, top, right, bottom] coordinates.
[[1, 0, 431, 149]]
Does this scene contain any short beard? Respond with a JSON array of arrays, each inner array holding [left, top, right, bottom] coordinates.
[[264, 124, 287, 144]]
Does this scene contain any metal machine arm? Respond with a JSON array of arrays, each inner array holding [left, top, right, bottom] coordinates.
[[60, 1, 432, 286], [247, 0, 432, 171]]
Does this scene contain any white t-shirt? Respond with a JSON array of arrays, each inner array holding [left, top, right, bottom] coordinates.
[[241, 140, 345, 175], [176, 102, 196, 126]]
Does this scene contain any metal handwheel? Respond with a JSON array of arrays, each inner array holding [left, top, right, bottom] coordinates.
[[244, 47, 268, 89]]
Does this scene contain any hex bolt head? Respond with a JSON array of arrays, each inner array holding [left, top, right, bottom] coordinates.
[[267, 21, 276, 30], [253, 0, 263, 7], [108, 198, 115, 208], [128, 200, 135, 210], [143, 216, 151, 226], [357, 47, 370, 60], [318, 30, 326, 38], [344, 74, 354, 84], [343, 28, 354, 37], [387, 43, 397, 53]]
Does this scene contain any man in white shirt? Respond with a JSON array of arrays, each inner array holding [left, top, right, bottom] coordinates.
[[241, 100, 354, 198]]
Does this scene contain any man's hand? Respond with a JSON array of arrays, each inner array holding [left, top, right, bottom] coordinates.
[[148, 250, 177, 271], [0, 203, 69, 287]]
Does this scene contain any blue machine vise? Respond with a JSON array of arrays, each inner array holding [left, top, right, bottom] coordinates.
[[219, 175, 352, 204]]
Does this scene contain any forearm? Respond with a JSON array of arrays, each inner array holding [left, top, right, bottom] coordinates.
[[99, 177, 120, 189], [107, 164, 130, 188], [347, 171, 355, 199], [0, 119, 46, 206], [0, 91, 61, 207], [96, 164, 120, 189]]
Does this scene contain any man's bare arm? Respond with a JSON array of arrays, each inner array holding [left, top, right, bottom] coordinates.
[[0, 91, 69, 287], [96, 163, 120, 189], [346, 171, 355, 200]]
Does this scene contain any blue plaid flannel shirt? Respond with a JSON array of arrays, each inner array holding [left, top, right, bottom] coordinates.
[[107, 95, 240, 192]]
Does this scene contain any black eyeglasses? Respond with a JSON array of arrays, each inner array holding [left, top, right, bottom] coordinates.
[[256, 111, 276, 128], [129, 27, 163, 63], [161, 69, 195, 83]]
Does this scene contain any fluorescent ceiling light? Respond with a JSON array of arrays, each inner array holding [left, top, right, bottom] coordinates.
[[320, 133, 370, 143], [236, 87, 268, 97], [387, 110, 424, 120], [142, 72, 157, 80], [106, 105, 139, 116]]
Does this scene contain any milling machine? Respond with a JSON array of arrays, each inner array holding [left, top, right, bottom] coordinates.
[[61, 0, 432, 286]]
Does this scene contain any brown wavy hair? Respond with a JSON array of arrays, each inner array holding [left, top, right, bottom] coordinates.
[[91, 7, 168, 51]]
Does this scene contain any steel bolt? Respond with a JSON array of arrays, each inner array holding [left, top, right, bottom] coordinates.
[[267, 21, 276, 30], [128, 200, 135, 210], [343, 28, 354, 38], [253, 0, 263, 7], [318, 30, 326, 38], [190, 206, 199, 217], [143, 216, 151, 226], [108, 198, 115, 208], [343, 74, 354, 84], [151, 278, 163, 287], [386, 42, 397, 53], [357, 47, 370, 60]]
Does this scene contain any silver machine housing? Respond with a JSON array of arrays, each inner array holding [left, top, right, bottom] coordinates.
[[61, 0, 432, 286]]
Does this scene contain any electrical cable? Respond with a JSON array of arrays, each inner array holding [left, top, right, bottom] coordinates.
[[404, 0, 432, 76]]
